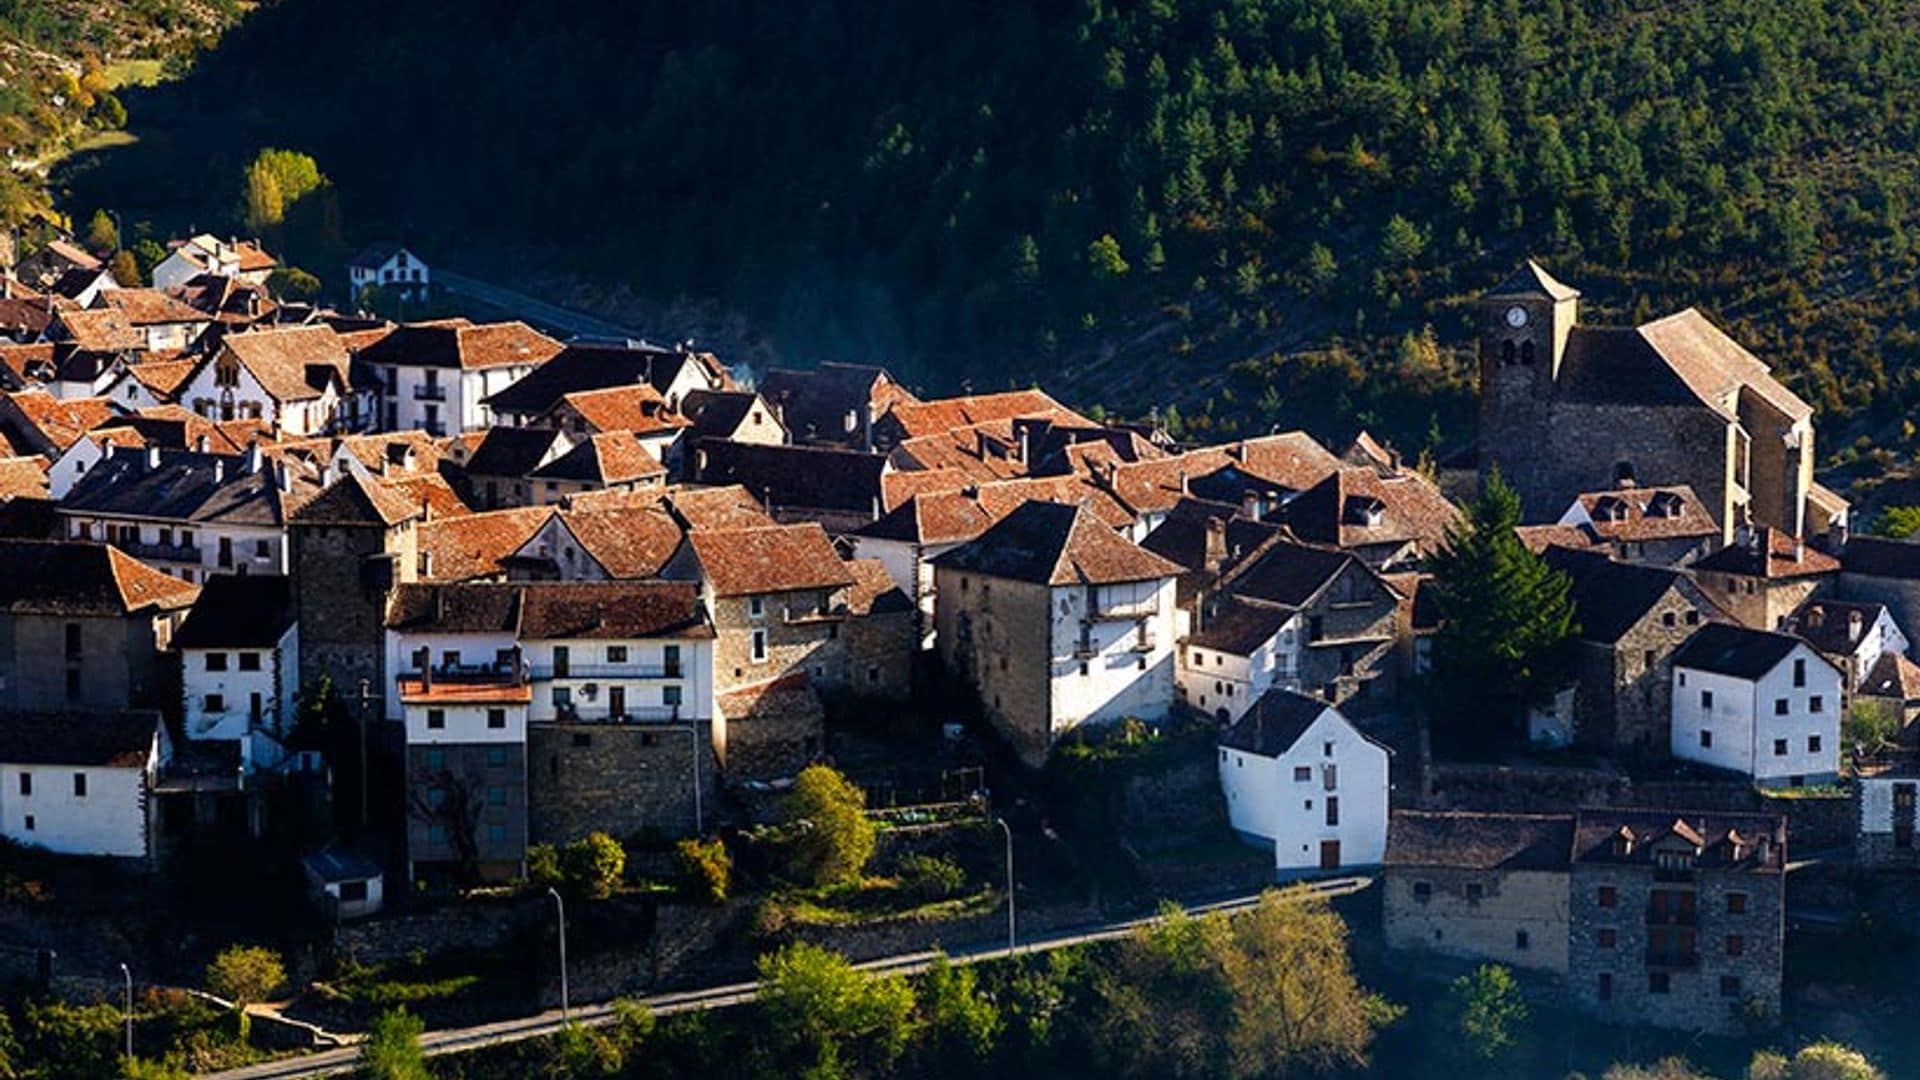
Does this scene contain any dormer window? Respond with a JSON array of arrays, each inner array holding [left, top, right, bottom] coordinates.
[[1343, 496, 1385, 528], [1655, 850, 1695, 872]]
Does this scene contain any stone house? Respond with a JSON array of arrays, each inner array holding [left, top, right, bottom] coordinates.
[[678, 389, 787, 449], [289, 471, 423, 699], [353, 319, 563, 435], [687, 440, 890, 532], [532, 383, 690, 458], [843, 558, 914, 701], [461, 427, 574, 509], [1854, 750, 1920, 870], [484, 342, 728, 423], [1382, 810, 1575, 974], [1567, 810, 1786, 1034], [758, 362, 920, 450], [0, 539, 198, 712], [1277, 462, 1459, 573], [932, 501, 1180, 767], [1670, 623, 1843, 787], [1476, 260, 1834, 540], [1218, 690, 1389, 874], [1537, 546, 1721, 755], [523, 433, 667, 506], [1691, 526, 1838, 631], [1553, 485, 1721, 567], [175, 325, 358, 436], [851, 488, 999, 649]]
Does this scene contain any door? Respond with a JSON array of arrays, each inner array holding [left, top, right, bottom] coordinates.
[[1319, 840, 1341, 870], [217, 537, 233, 568], [607, 685, 625, 718], [553, 646, 570, 678]]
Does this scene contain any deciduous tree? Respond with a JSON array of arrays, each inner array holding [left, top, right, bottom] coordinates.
[[757, 942, 916, 1076], [780, 765, 875, 887]]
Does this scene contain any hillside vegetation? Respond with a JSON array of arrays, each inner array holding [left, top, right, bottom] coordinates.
[[47, 0, 1920, 470]]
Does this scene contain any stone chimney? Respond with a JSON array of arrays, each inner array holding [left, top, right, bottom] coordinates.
[[1850, 609, 1864, 641], [144, 445, 161, 470], [1204, 516, 1228, 575], [246, 442, 263, 474]]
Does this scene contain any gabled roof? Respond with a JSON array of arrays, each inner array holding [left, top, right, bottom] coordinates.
[[51, 307, 143, 352], [1841, 536, 1920, 581], [214, 325, 353, 403], [1384, 810, 1575, 871], [1139, 497, 1290, 603], [96, 288, 210, 327], [1862, 652, 1920, 703], [846, 557, 913, 616], [168, 234, 278, 274], [1556, 310, 1811, 423], [1571, 809, 1784, 872], [1484, 259, 1580, 301], [0, 710, 160, 768], [855, 490, 997, 545], [1188, 595, 1296, 656], [289, 471, 420, 527], [1783, 598, 1892, 657], [60, 447, 306, 527], [679, 389, 769, 441], [687, 523, 856, 597], [1216, 537, 1363, 610], [0, 540, 198, 615], [1694, 527, 1838, 579], [881, 389, 1086, 441], [1221, 689, 1382, 758], [348, 242, 415, 268], [691, 439, 887, 516], [1671, 623, 1811, 681], [1565, 484, 1719, 543], [0, 457, 47, 501], [551, 506, 683, 579], [549, 383, 687, 435], [759, 362, 917, 445], [1543, 546, 1691, 645], [0, 391, 117, 454], [173, 574, 295, 649], [527, 432, 665, 486], [658, 485, 775, 531], [463, 426, 569, 478], [518, 581, 712, 640], [418, 507, 553, 581], [930, 501, 1179, 587], [354, 319, 562, 371], [483, 343, 704, 416], [1281, 465, 1459, 553]]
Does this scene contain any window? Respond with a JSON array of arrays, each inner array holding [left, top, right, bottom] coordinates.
[[487, 747, 507, 767], [1773, 738, 1788, 757], [1649, 972, 1670, 995], [69, 772, 84, 798], [1515, 930, 1530, 950], [426, 709, 446, 730], [1325, 797, 1339, 826], [1413, 882, 1432, 903], [237, 652, 261, 672], [424, 749, 445, 770], [442, 650, 460, 669], [1597, 973, 1612, 1001], [1808, 734, 1822, 753], [1598, 886, 1617, 908], [1701, 690, 1713, 709], [489, 825, 507, 845], [427, 825, 447, 845], [64, 669, 80, 701], [205, 694, 225, 713], [205, 652, 229, 672], [1662, 612, 1676, 627], [16, 773, 28, 797], [22, 815, 32, 832], [751, 629, 768, 662], [1293, 766, 1311, 782], [1727, 892, 1748, 914], [1700, 731, 1712, 749], [1793, 658, 1806, 687], [1644, 649, 1656, 668], [664, 685, 683, 707], [1720, 976, 1742, 998], [339, 881, 369, 903], [1598, 928, 1617, 949], [607, 645, 629, 664], [1810, 696, 1824, 714], [748, 596, 765, 617], [1726, 934, 1745, 957], [1774, 698, 1789, 716], [487, 786, 506, 806], [426, 788, 446, 809], [664, 644, 682, 675], [1466, 883, 1484, 902], [487, 709, 506, 730], [552, 687, 572, 708]]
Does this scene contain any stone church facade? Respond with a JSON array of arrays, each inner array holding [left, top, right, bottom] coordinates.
[[1477, 262, 1835, 541]]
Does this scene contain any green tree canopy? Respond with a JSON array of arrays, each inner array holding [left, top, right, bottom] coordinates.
[[83, 209, 117, 255], [780, 764, 876, 887], [757, 941, 916, 1076], [205, 945, 286, 1008], [359, 1008, 430, 1080], [1441, 964, 1529, 1062], [1426, 469, 1578, 749]]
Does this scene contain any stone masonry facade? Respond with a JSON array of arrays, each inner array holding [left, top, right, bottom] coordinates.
[[528, 721, 716, 845], [933, 569, 1055, 765], [1382, 866, 1571, 974]]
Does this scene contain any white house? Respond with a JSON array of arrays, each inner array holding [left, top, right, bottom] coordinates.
[[1181, 596, 1307, 723], [1670, 623, 1843, 787], [1782, 598, 1910, 694], [1218, 689, 1389, 874], [303, 847, 385, 920], [176, 325, 354, 436], [0, 711, 168, 858], [932, 501, 1181, 767], [355, 320, 562, 434], [347, 244, 430, 302], [151, 235, 278, 293], [173, 574, 299, 771]]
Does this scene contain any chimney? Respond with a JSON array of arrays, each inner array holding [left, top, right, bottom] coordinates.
[[1204, 516, 1228, 574], [212, 459, 224, 483], [1793, 539, 1804, 564], [1178, 469, 1189, 496], [144, 445, 161, 470], [1850, 609, 1864, 641], [246, 442, 263, 474], [195, 434, 209, 452]]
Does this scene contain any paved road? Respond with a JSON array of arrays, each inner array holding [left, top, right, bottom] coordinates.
[[203, 877, 1372, 1079], [436, 270, 650, 342]]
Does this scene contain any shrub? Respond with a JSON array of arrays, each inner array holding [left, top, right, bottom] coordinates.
[[896, 854, 966, 902], [563, 832, 626, 900], [528, 843, 562, 888], [359, 1008, 429, 1080], [780, 765, 876, 887], [674, 838, 731, 905], [205, 945, 286, 1007]]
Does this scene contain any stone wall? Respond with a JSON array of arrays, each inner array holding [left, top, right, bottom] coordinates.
[[292, 520, 408, 693], [332, 895, 546, 966], [711, 590, 849, 694], [934, 569, 1056, 766], [406, 742, 526, 882], [845, 606, 914, 701], [1382, 866, 1570, 973], [528, 721, 716, 844], [1297, 572, 1400, 714]]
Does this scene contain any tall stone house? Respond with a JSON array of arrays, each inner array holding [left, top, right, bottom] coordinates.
[[1476, 261, 1841, 540], [932, 501, 1181, 767], [289, 471, 423, 701], [0, 539, 199, 712], [1690, 526, 1838, 631], [1538, 546, 1721, 756]]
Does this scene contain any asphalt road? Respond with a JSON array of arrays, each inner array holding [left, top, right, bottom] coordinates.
[[202, 876, 1372, 1079], [435, 270, 649, 342]]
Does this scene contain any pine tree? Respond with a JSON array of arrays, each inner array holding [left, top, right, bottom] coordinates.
[[1425, 470, 1578, 750]]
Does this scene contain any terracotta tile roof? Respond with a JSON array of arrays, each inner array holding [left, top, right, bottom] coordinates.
[[519, 581, 713, 640], [528, 432, 667, 486], [170, 234, 278, 274], [688, 523, 856, 597], [0, 710, 161, 768], [1566, 485, 1719, 542], [1138, 497, 1291, 604], [972, 474, 1136, 530], [0, 343, 57, 385], [334, 431, 444, 475], [880, 467, 975, 511], [464, 426, 569, 478], [215, 325, 353, 403], [484, 342, 708, 416], [549, 383, 688, 435], [845, 557, 912, 615], [44, 239, 102, 272], [759, 362, 919, 445], [554, 505, 684, 578], [881, 389, 1086, 440], [0, 456, 48, 500], [691, 440, 887, 517], [54, 308, 145, 352], [680, 389, 774, 441], [1514, 523, 1602, 554], [856, 489, 998, 545], [660, 485, 775, 530], [1385, 810, 1575, 871], [1694, 527, 1839, 579], [1782, 598, 1889, 657], [397, 678, 532, 705], [117, 407, 271, 454], [387, 472, 471, 519], [932, 501, 1179, 586], [1862, 652, 1920, 703], [1571, 809, 1784, 872], [889, 422, 1030, 482], [1282, 465, 1460, 554], [1228, 432, 1347, 491], [60, 448, 312, 528], [1188, 595, 1296, 655], [288, 470, 420, 527], [122, 359, 198, 399], [417, 507, 553, 581], [1216, 536, 1375, 610], [1557, 309, 1812, 423], [0, 298, 54, 338], [356, 320, 563, 371], [97, 288, 210, 327], [0, 539, 198, 615], [8, 391, 117, 451]]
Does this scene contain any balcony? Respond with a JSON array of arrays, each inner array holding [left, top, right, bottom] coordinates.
[[1072, 640, 1098, 659], [1645, 905, 1698, 927], [1088, 596, 1160, 622], [1130, 631, 1159, 653], [414, 384, 447, 401], [119, 539, 203, 563], [530, 664, 684, 681], [401, 663, 526, 688], [549, 704, 685, 724]]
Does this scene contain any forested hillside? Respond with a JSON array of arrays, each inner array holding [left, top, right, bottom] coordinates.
[[49, 0, 1920, 470]]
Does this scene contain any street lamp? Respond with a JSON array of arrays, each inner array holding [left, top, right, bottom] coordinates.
[[117, 962, 131, 1061], [547, 887, 570, 1024], [994, 818, 1015, 955], [355, 678, 374, 828]]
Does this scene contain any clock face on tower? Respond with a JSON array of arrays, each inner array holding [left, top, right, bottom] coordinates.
[[1505, 305, 1529, 328]]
